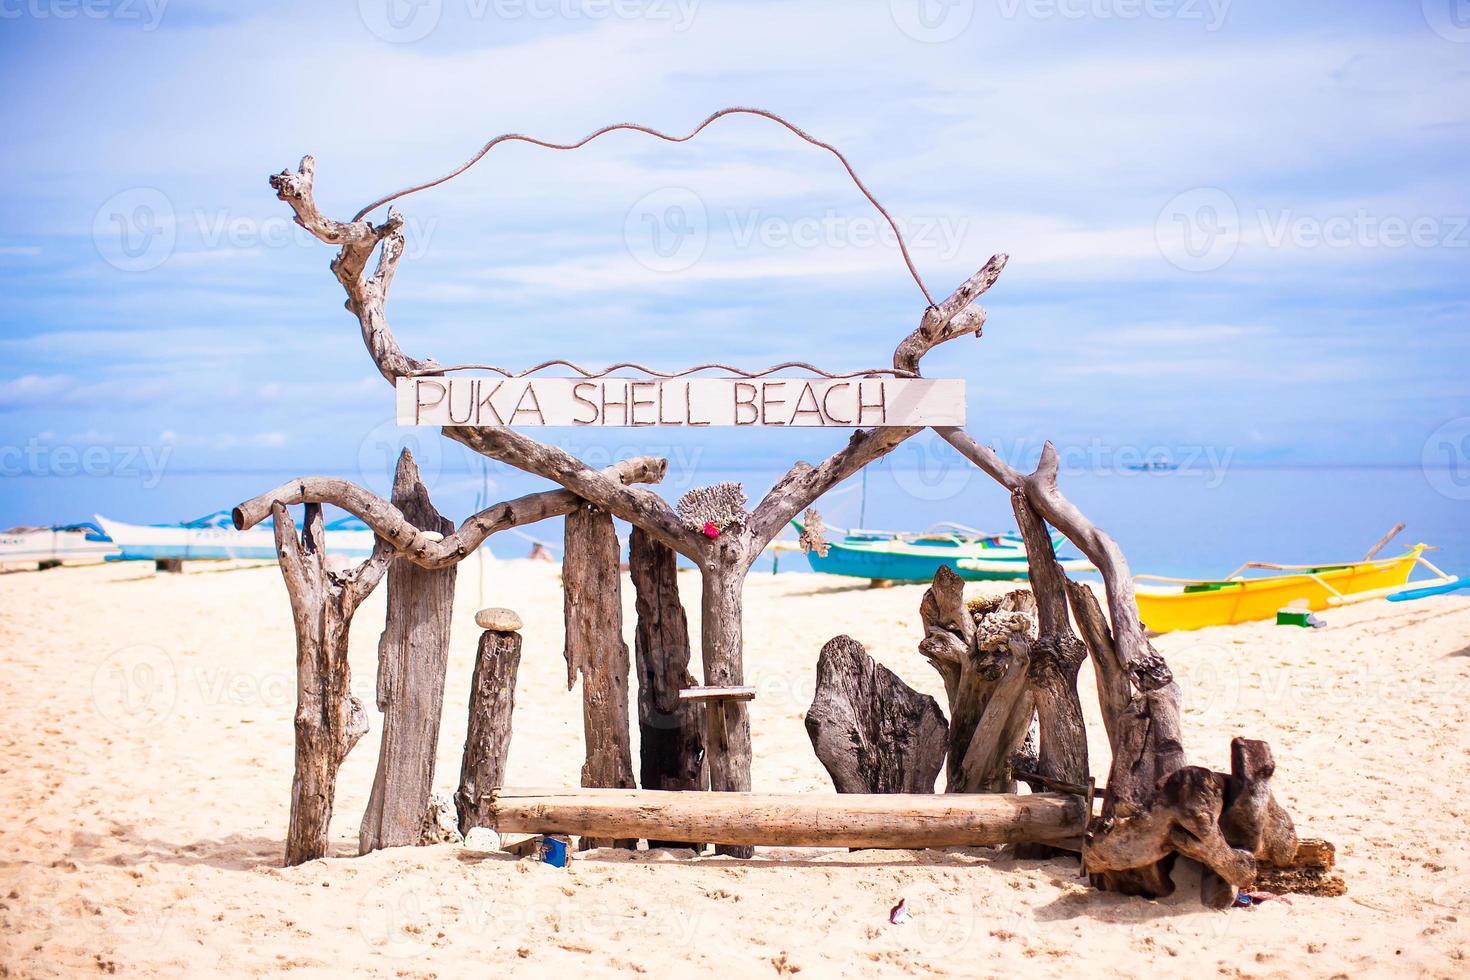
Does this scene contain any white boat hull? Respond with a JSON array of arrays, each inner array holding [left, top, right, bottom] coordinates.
[[0, 528, 119, 566], [95, 516, 377, 562]]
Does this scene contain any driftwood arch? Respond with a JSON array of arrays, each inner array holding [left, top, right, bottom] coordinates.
[[240, 110, 1322, 902]]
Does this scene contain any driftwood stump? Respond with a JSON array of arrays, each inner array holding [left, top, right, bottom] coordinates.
[[272, 501, 390, 867], [628, 528, 705, 848], [918, 566, 1037, 793], [563, 502, 636, 849], [1011, 493, 1088, 790], [456, 626, 524, 834], [360, 450, 457, 855], [806, 635, 947, 794]]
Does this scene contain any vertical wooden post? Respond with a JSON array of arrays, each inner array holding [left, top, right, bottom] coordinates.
[[628, 528, 706, 847], [563, 502, 636, 849], [360, 450, 458, 854], [455, 621, 524, 834], [699, 552, 755, 858]]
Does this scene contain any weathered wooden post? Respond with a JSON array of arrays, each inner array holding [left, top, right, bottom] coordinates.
[[628, 528, 705, 848], [563, 502, 637, 849], [455, 607, 525, 834], [360, 451, 458, 854]]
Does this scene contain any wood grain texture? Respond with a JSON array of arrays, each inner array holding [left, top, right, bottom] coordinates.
[[234, 457, 666, 569], [805, 635, 947, 794], [487, 787, 1086, 850], [273, 502, 392, 867], [455, 629, 524, 834], [563, 503, 637, 849], [628, 528, 705, 849], [360, 451, 457, 855]]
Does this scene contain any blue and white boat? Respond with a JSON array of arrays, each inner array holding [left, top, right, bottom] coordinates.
[[95, 511, 378, 562], [793, 521, 1093, 583], [0, 522, 119, 567]]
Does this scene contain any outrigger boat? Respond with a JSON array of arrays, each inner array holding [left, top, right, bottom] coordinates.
[[1134, 544, 1458, 633], [791, 520, 1094, 583], [95, 511, 379, 563], [0, 522, 119, 568]]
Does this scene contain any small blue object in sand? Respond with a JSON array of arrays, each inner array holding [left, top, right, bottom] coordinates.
[[541, 835, 572, 868]]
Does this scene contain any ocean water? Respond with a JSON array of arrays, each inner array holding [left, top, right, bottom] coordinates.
[[3, 455, 1466, 582]]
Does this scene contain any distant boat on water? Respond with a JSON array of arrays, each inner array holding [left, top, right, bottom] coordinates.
[[793, 520, 1093, 583], [95, 510, 379, 562], [1127, 456, 1179, 473], [0, 522, 119, 568]]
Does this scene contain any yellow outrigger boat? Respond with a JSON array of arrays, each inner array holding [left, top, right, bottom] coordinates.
[[1135, 545, 1458, 633]]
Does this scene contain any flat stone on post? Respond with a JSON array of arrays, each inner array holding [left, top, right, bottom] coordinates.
[[475, 607, 523, 632]]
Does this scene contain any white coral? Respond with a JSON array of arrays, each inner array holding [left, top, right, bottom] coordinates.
[[676, 482, 749, 533]]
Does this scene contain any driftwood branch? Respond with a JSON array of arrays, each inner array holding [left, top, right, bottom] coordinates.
[[894, 253, 1007, 376], [234, 457, 666, 568], [273, 500, 390, 867]]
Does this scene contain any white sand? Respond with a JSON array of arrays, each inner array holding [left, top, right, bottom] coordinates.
[[1, 559, 1467, 977]]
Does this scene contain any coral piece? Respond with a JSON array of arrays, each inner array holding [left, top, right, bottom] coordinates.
[[676, 482, 749, 534], [798, 508, 830, 557]]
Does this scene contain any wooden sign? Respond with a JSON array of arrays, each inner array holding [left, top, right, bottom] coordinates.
[[397, 377, 965, 428]]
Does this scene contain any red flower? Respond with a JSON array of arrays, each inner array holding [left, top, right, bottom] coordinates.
[[702, 521, 721, 539]]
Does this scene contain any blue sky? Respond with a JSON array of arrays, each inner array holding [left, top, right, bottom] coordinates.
[[1, 0, 1468, 520]]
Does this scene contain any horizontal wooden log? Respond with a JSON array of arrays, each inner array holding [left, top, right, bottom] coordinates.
[[679, 686, 757, 702], [486, 788, 1086, 849]]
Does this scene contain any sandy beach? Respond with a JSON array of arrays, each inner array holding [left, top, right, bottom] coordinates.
[[1, 558, 1467, 978]]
